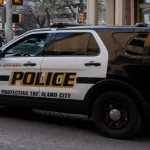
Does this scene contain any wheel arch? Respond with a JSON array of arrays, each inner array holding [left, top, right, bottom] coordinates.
[[84, 77, 145, 117]]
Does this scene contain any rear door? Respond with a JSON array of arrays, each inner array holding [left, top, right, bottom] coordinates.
[[40, 30, 108, 101]]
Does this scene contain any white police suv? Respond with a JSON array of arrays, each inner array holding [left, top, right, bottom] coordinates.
[[0, 23, 150, 139]]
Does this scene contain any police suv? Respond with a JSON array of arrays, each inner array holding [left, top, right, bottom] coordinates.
[[0, 23, 150, 139]]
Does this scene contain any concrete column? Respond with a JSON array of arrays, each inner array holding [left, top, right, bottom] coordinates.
[[5, 0, 12, 42], [87, 0, 98, 25], [131, 0, 134, 25], [115, 0, 125, 25], [125, 0, 131, 25], [105, 0, 115, 25]]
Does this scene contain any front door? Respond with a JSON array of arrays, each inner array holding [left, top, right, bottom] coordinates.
[[0, 32, 48, 102], [40, 30, 108, 102]]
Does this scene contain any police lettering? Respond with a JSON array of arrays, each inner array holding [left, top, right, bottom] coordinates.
[[9, 72, 77, 88], [1, 90, 28, 96], [59, 93, 71, 99]]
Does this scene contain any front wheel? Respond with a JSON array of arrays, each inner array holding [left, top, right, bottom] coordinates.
[[92, 91, 141, 139]]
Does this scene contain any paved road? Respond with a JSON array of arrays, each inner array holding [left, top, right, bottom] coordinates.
[[0, 108, 149, 150]]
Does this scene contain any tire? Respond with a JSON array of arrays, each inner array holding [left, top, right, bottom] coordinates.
[[92, 91, 141, 139]]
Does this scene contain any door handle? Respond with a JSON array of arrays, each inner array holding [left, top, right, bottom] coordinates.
[[84, 62, 101, 66], [23, 62, 36, 66]]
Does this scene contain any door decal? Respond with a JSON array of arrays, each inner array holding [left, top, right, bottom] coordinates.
[[0, 63, 22, 67], [9, 71, 77, 88]]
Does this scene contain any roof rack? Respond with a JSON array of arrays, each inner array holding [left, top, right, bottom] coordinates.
[[50, 22, 89, 28], [135, 22, 149, 27]]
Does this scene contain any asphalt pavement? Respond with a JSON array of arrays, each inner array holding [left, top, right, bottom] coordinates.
[[0, 108, 149, 150]]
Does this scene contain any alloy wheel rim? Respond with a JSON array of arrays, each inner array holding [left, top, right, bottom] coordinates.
[[102, 101, 129, 130]]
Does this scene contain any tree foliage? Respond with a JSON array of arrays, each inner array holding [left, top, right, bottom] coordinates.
[[33, 0, 59, 28], [60, 0, 87, 20], [18, 0, 105, 32]]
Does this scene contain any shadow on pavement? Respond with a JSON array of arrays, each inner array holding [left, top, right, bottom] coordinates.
[[0, 107, 149, 140], [0, 107, 96, 133]]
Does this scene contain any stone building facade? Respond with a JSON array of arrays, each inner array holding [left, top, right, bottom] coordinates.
[[105, 0, 150, 26]]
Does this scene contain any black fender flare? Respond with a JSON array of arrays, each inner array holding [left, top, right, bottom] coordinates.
[[84, 79, 145, 116]]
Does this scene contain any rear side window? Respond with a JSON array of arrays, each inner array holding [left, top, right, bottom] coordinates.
[[87, 34, 100, 56], [43, 32, 99, 56], [113, 32, 150, 56]]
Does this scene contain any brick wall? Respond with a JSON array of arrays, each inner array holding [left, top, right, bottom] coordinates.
[[125, 0, 131, 25]]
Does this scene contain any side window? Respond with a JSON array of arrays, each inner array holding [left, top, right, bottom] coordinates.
[[43, 32, 99, 56], [113, 32, 149, 56], [42, 34, 55, 55], [87, 35, 99, 56], [4, 33, 48, 57], [126, 33, 149, 56]]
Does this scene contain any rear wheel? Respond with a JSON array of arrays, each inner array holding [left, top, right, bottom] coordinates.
[[92, 91, 141, 139]]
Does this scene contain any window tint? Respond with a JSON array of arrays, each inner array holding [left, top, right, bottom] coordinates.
[[4, 33, 48, 57], [53, 33, 89, 56], [113, 32, 150, 56], [42, 34, 56, 55], [87, 35, 99, 56], [43, 32, 99, 56]]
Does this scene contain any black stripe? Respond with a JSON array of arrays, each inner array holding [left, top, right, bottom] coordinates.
[[76, 77, 103, 84], [0, 75, 103, 84], [0, 75, 10, 81]]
